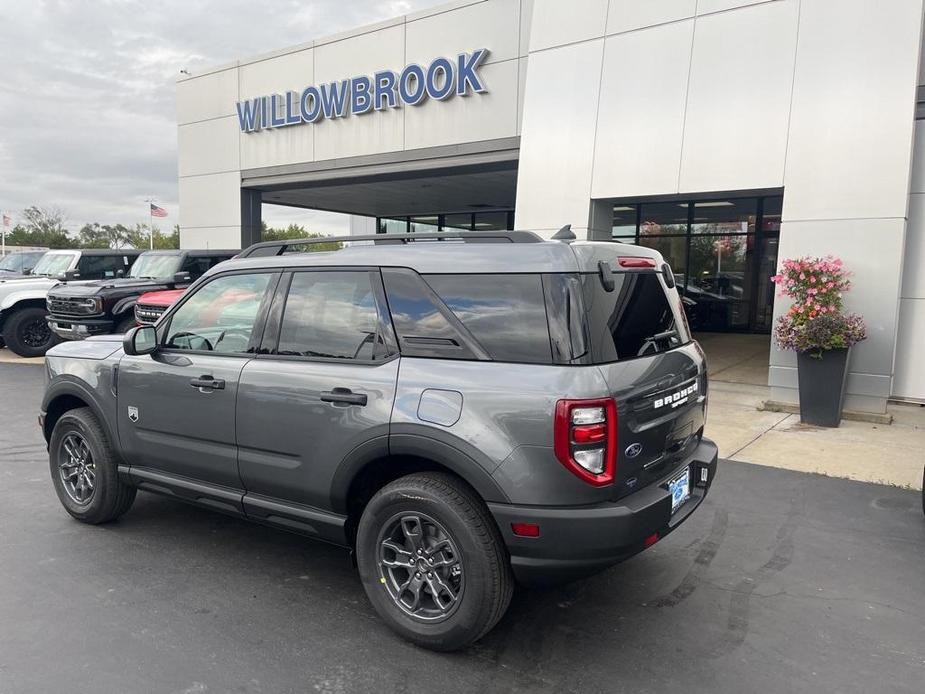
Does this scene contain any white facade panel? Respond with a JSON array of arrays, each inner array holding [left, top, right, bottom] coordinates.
[[893, 299, 925, 400], [405, 0, 521, 64], [783, 0, 923, 221], [177, 68, 238, 125], [516, 55, 528, 137], [240, 121, 315, 170], [239, 48, 314, 103], [910, 122, 925, 194], [591, 21, 693, 198], [519, 0, 535, 57], [178, 172, 241, 230], [515, 39, 604, 235], [528, 0, 607, 52], [177, 116, 240, 178], [312, 24, 406, 161], [697, 0, 770, 15], [404, 59, 519, 151], [606, 0, 695, 33], [180, 226, 241, 250], [678, 0, 798, 193]]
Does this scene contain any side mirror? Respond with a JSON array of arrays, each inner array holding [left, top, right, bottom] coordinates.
[[116, 269, 125, 278], [22, 268, 32, 276], [123, 325, 158, 356], [57, 270, 79, 282], [171, 271, 191, 286]]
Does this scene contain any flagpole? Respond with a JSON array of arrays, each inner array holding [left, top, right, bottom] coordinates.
[[149, 203, 154, 250]]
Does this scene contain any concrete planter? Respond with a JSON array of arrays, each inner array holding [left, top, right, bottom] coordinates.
[[797, 348, 850, 427]]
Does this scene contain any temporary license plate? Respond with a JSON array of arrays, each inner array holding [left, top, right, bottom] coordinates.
[[669, 467, 691, 513]]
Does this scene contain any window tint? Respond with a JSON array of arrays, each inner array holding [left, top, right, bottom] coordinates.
[[276, 271, 387, 360], [543, 273, 588, 364], [165, 273, 271, 353], [582, 272, 684, 362], [423, 274, 551, 364], [77, 254, 133, 279], [182, 255, 232, 280], [381, 268, 477, 360]]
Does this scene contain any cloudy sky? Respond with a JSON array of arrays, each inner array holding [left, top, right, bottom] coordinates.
[[0, 0, 441, 235]]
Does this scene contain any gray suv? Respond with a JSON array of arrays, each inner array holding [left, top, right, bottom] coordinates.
[[40, 230, 718, 651]]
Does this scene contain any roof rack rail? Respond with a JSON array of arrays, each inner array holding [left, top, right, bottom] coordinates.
[[238, 230, 545, 258]]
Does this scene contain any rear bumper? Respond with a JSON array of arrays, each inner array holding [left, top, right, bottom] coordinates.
[[47, 317, 113, 340], [488, 438, 718, 587]]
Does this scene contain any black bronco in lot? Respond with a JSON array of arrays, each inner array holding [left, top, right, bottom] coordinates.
[[46, 249, 235, 339], [41, 230, 718, 651]]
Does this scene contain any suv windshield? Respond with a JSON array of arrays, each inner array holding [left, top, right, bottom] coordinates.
[[0, 254, 30, 272], [128, 254, 181, 279], [31, 253, 77, 277]]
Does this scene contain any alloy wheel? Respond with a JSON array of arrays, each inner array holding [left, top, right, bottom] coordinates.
[[377, 512, 464, 622], [58, 432, 96, 505], [22, 317, 51, 348]]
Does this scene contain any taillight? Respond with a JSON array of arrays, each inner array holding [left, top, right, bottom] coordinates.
[[553, 399, 617, 486]]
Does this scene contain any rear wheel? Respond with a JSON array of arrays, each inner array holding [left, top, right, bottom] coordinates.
[[356, 472, 513, 651], [4, 306, 60, 357], [49, 407, 136, 524], [115, 314, 136, 334]]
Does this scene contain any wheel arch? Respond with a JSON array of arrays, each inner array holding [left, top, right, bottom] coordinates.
[[0, 297, 47, 332], [42, 380, 117, 449], [112, 296, 138, 317]]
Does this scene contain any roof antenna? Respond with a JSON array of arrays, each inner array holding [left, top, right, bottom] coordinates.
[[551, 224, 576, 241]]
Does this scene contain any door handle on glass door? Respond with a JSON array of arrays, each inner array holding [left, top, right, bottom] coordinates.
[[189, 376, 225, 390]]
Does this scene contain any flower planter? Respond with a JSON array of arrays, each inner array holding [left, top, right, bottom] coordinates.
[[796, 347, 850, 427]]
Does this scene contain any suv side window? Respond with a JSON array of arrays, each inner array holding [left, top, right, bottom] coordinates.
[[76, 254, 131, 280], [164, 273, 272, 354], [181, 254, 232, 280], [275, 271, 389, 361], [422, 274, 552, 364]]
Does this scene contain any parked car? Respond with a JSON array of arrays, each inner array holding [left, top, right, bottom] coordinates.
[[133, 288, 184, 326], [40, 230, 718, 651], [46, 249, 236, 340], [0, 249, 141, 357], [0, 250, 48, 278]]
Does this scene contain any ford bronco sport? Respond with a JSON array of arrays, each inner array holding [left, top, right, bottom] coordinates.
[[41, 230, 718, 651]]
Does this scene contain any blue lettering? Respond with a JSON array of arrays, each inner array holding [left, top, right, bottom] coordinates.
[[373, 70, 397, 110], [426, 57, 455, 101], [320, 80, 349, 119], [270, 94, 286, 127], [300, 86, 321, 123], [456, 49, 489, 96], [351, 76, 372, 115], [285, 91, 302, 125], [235, 99, 261, 132], [260, 96, 269, 129], [399, 64, 426, 106]]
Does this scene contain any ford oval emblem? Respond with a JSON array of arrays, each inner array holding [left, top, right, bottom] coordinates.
[[625, 442, 643, 458]]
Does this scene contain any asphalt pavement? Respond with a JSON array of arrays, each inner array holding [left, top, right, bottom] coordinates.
[[1, 362, 923, 694]]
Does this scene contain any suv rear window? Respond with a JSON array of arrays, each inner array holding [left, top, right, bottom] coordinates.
[[423, 274, 551, 364], [582, 271, 685, 362]]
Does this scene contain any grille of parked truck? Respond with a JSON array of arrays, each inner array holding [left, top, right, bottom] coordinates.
[[133, 289, 184, 326], [40, 229, 718, 651]]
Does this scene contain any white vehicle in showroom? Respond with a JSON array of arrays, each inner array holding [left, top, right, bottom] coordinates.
[[0, 249, 140, 357]]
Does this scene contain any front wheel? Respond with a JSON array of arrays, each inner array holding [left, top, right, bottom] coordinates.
[[3, 306, 60, 357], [356, 472, 513, 651], [49, 407, 136, 524]]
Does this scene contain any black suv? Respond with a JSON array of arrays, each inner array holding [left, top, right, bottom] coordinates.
[[46, 249, 235, 339], [41, 231, 717, 651]]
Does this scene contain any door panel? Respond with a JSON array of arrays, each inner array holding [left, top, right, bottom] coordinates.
[[236, 358, 399, 510], [118, 352, 247, 490]]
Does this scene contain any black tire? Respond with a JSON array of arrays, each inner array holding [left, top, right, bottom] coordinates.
[[115, 314, 136, 334], [3, 306, 60, 357], [49, 407, 136, 524], [356, 472, 513, 651]]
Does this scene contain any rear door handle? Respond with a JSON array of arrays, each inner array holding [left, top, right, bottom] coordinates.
[[320, 387, 367, 406], [190, 376, 225, 390]]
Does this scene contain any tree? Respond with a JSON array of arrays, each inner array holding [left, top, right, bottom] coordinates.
[[4, 206, 77, 248], [77, 223, 133, 249], [124, 224, 180, 250], [261, 222, 341, 251]]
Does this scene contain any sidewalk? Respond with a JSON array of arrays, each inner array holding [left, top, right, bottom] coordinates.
[[706, 380, 925, 490]]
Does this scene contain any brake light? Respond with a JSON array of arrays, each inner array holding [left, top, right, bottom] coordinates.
[[554, 399, 617, 486], [617, 257, 657, 268]]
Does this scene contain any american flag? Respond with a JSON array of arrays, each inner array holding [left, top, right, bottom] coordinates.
[[2, 214, 10, 227], [150, 203, 168, 218]]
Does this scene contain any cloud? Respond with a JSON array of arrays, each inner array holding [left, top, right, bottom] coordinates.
[[0, 0, 440, 234]]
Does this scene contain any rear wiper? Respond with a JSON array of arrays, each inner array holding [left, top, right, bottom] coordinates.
[[637, 328, 681, 357]]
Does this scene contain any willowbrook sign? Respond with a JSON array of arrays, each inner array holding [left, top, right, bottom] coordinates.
[[235, 49, 489, 133]]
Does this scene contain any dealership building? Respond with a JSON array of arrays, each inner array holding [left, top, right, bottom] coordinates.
[[176, 0, 925, 412]]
